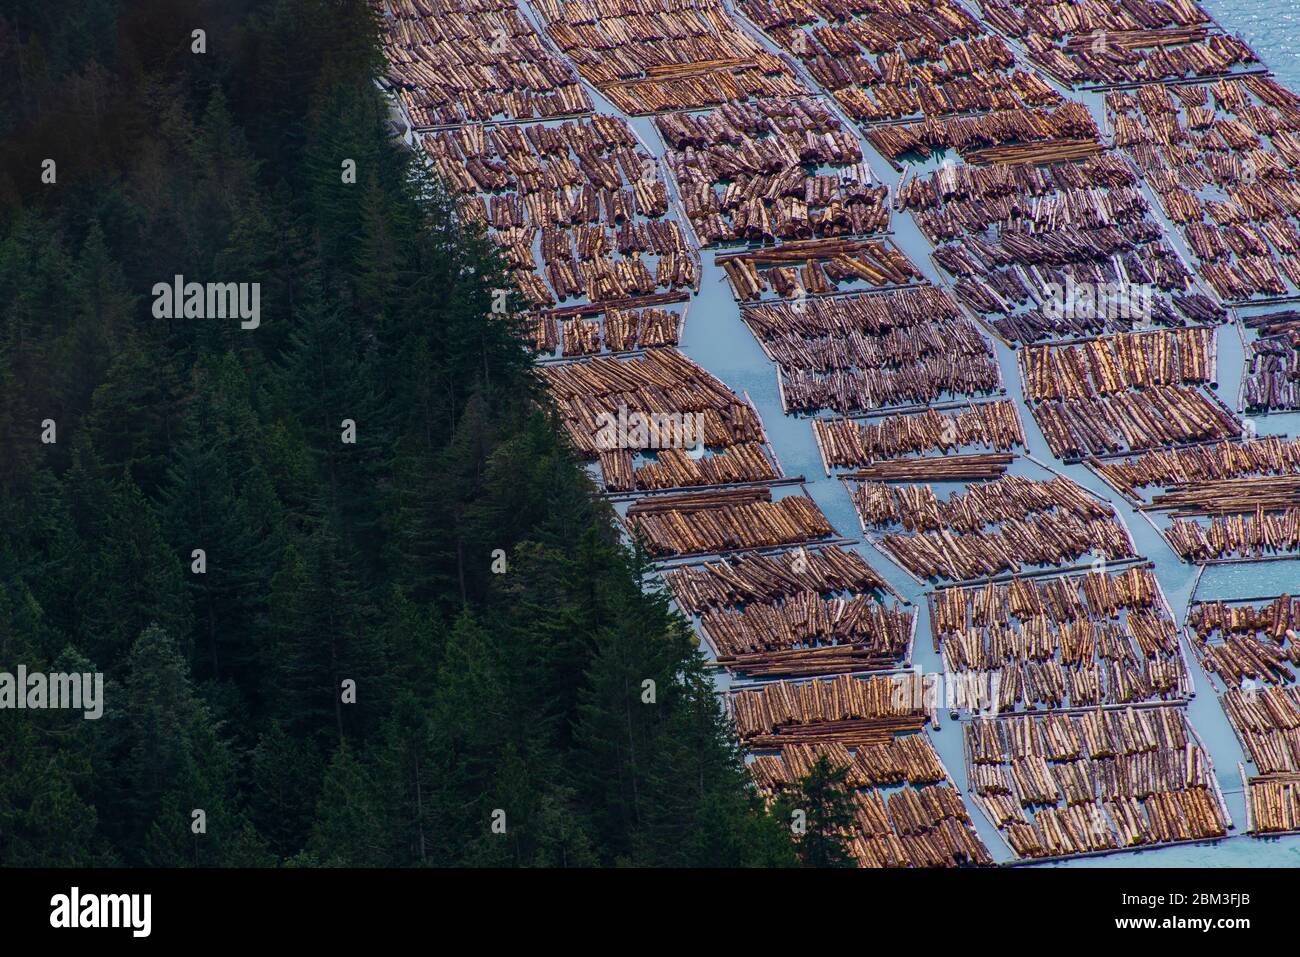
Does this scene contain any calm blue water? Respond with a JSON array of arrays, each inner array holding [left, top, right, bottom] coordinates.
[[1203, 0, 1300, 87]]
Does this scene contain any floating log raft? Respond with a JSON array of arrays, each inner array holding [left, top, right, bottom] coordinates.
[[737, 0, 1061, 127], [1018, 329, 1241, 458], [898, 154, 1207, 342], [813, 401, 1026, 470], [531, 0, 808, 113], [655, 97, 889, 247], [850, 474, 1137, 582], [976, 0, 1259, 90], [1187, 597, 1300, 788], [719, 239, 921, 302], [424, 117, 699, 311], [865, 103, 1101, 162], [664, 544, 886, 614], [537, 348, 767, 459], [739, 287, 1003, 414], [1108, 76, 1300, 304], [965, 706, 1229, 860], [1166, 507, 1300, 562], [1091, 436, 1300, 499], [623, 486, 835, 558], [380, 0, 592, 126], [931, 565, 1189, 712]]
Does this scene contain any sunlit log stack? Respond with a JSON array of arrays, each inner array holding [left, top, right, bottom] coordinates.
[[929, 565, 1189, 712], [1108, 77, 1300, 303], [740, 287, 1003, 414], [664, 544, 907, 677], [718, 238, 921, 301], [976, 0, 1259, 90], [623, 486, 836, 557], [535, 306, 682, 357], [864, 104, 1101, 165], [423, 118, 699, 313], [850, 474, 1137, 582], [965, 706, 1229, 859], [737, 0, 1061, 125], [750, 739, 991, 866], [536, 349, 784, 491], [1165, 508, 1300, 561], [378, 0, 592, 126], [813, 401, 1025, 471], [1243, 333, 1300, 413], [1091, 436, 1300, 499], [666, 544, 884, 609], [1019, 328, 1242, 459], [655, 98, 889, 247], [729, 673, 930, 746], [530, 0, 806, 114], [1187, 597, 1300, 832], [898, 154, 1212, 343]]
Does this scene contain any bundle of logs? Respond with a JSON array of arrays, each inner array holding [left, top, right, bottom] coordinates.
[[1092, 436, 1300, 499], [1248, 774, 1300, 834], [719, 239, 921, 302], [381, 0, 592, 126], [813, 400, 1025, 471], [729, 674, 930, 747], [700, 591, 913, 676], [864, 103, 1100, 162], [423, 117, 699, 309], [537, 349, 766, 458], [851, 475, 1137, 581], [748, 739, 947, 792], [965, 706, 1228, 859], [597, 441, 780, 492], [664, 544, 886, 614], [623, 487, 835, 557], [976, 0, 1258, 89], [549, 306, 682, 358], [531, 0, 806, 113], [929, 566, 1189, 711], [1243, 334, 1300, 413], [1166, 507, 1300, 561], [656, 98, 890, 245]]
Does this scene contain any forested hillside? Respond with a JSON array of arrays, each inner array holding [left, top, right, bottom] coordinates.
[[0, 0, 796, 866]]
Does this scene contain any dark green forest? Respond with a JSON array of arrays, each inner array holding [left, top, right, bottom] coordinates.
[[0, 0, 805, 866]]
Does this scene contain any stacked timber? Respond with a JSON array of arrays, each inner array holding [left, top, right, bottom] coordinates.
[[623, 487, 835, 557], [812, 401, 1026, 470]]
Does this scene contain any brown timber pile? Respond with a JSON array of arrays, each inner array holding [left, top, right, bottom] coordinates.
[[1092, 436, 1300, 499], [813, 401, 1025, 470], [976, 0, 1258, 89], [537, 349, 766, 458], [380, 0, 592, 126], [531, 0, 807, 113], [931, 566, 1188, 711], [664, 545, 886, 614], [1187, 598, 1300, 776], [425, 118, 698, 310], [729, 673, 929, 746], [851, 475, 1136, 581], [965, 707, 1228, 859], [623, 487, 834, 557], [656, 98, 887, 246]]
